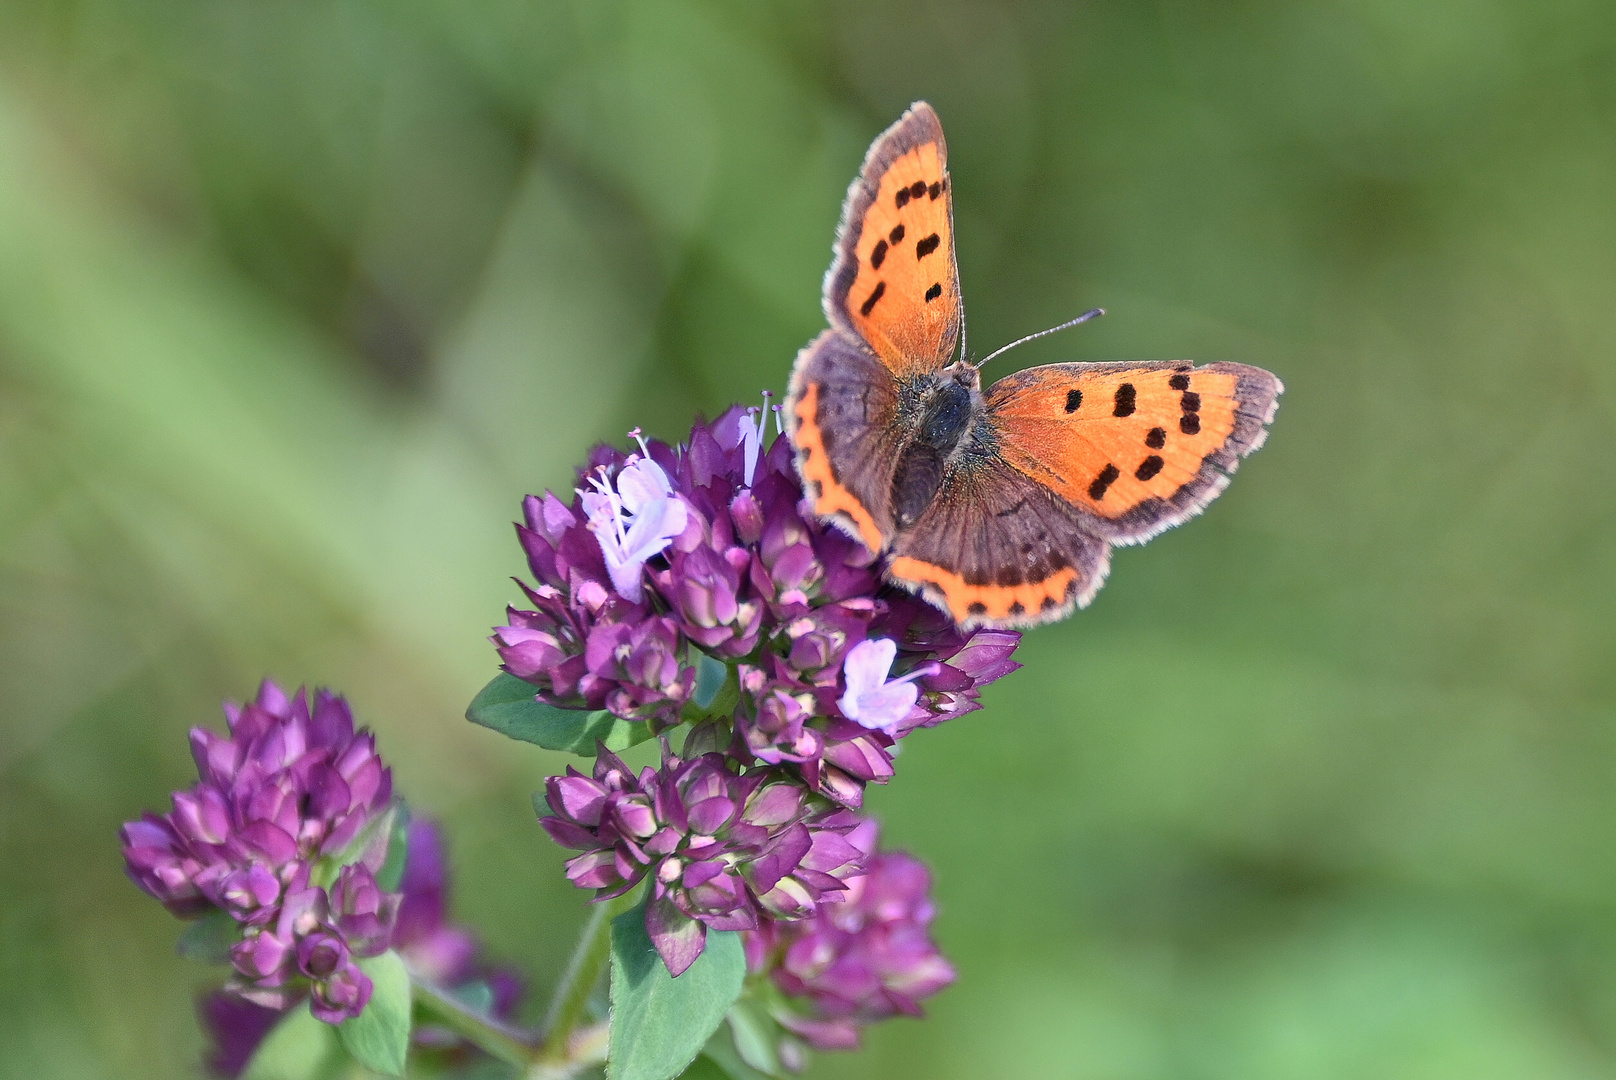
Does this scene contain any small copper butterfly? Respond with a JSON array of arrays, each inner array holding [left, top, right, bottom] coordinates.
[[785, 102, 1283, 629]]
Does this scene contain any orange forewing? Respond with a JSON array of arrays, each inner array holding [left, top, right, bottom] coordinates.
[[986, 365, 1244, 518], [842, 143, 960, 377]]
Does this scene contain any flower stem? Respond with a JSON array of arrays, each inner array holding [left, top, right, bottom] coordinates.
[[538, 891, 639, 1064], [409, 972, 538, 1067]]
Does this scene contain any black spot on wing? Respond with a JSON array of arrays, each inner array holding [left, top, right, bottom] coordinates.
[[870, 240, 888, 269], [895, 187, 911, 209], [1180, 413, 1201, 435], [1088, 463, 1121, 500], [1169, 373, 1190, 391], [889, 224, 905, 244], [910, 180, 928, 199], [1145, 427, 1166, 449], [924, 283, 942, 302], [1065, 389, 1083, 413], [1181, 391, 1201, 412], [915, 234, 941, 259], [860, 281, 886, 316], [1135, 455, 1164, 481], [1113, 384, 1136, 417], [928, 180, 942, 199]]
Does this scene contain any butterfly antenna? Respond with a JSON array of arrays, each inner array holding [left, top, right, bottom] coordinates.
[[972, 308, 1105, 369]]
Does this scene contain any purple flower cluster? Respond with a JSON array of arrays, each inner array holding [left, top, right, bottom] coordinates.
[[543, 745, 869, 974], [495, 406, 1020, 806], [120, 681, 400, 1022], [504, 404, 1019, 979], [200, 819, 525, 1077], [745, 840, 955, 1052]]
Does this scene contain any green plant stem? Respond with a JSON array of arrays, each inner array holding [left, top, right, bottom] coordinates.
[[538, 891, 639, 1064], [409, 972, 538, 1067]]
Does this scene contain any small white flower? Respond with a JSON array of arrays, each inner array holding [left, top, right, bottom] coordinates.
[[582, 431, 687, 603], [740, 391, 777, 487], [838, 638, 928, 734]]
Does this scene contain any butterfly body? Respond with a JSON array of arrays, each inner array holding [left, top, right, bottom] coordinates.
[[786, 103, 1282, 629]]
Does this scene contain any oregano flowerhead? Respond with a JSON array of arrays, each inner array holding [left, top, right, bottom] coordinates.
[[745, 840, 956, 1052], [120, 681, 401, 1022]]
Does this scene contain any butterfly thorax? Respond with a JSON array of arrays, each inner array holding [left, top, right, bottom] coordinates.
[[890, 363, 985, 528]]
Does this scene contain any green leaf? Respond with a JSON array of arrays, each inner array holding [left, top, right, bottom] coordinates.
[[375, 803, 412, 892], [673, 1057, 732, 1080], [698, 1023, 774, 1080], [467, 673, 656, 754], [451, 978, 495, 1014], [242, 1004, 341, 1080], [336, 950, 412, 1077], [692, 652, 728, 709], [724, 998, 784, 1077], [176, 908, 238, 964], [609, 903, 746, 1080]]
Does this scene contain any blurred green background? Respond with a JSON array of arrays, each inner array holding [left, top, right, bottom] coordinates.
[[3, 0, 1615, 1077]]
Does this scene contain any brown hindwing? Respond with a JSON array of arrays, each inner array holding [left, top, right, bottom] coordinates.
[[785, 329, 907, 553], [887, 454, 1111, 629]]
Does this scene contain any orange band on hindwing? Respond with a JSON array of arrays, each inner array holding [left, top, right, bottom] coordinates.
[[792, 382, 885, 552], [888, 556, 1077, 622]]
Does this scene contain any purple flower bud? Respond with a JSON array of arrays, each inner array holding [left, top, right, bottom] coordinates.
[[392, 820, 483, 990], [296, 931, 349, 980], [666, 545, 764, 657], [120, 814, 211, 917], [576, 616, 695, 728], [215, 866, 282, 925], [729, 489, 765, 544], [308, 958, 372, 1024], [731, 664, 896, 809], [745, 843, 954, 1051], [329, 864, 401, 957], [540, 744, 868, 975]]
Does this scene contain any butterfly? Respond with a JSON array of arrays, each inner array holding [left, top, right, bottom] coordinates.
[[784, 102, 1283, 629]]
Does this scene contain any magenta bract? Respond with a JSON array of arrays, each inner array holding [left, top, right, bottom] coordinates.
[[199, 818, 524, 1075], [540, 743, 873, 975], [745, 844, 955, 1051], [120, 680, 400, 1023]]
